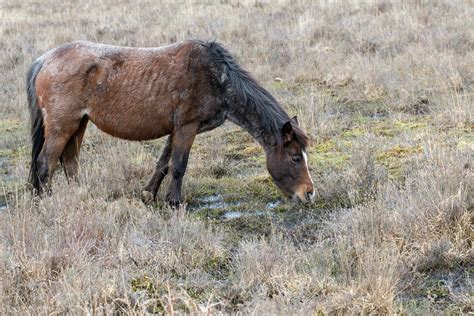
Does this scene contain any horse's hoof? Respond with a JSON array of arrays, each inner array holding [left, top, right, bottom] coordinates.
[[141, 190, 154, 204], [167, 199, 181, 208], [165, 194, 181, 208]]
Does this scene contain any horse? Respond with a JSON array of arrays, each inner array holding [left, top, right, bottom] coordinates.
[[26, 40, 315, 205]]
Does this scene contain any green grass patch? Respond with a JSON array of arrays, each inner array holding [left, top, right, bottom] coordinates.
[[376, 145, 422, 180]]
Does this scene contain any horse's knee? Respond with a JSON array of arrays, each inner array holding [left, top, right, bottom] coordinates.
[[171, 166, 185, 180]]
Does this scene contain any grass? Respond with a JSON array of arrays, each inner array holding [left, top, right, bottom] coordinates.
[[0, 0, 472, 314]]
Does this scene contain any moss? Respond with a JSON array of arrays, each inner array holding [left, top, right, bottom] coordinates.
[[394, 119, 428, 130], [0, 145, 28, 166], [270, 80, 307, 95], [222, 128, 254, 144], [341, 127, 366, 138], [224, 145, 248, 160], [130, 276, 165, 313], [316, 139, 340, 153], [186, 177, 240, 200], [377, 146, 421, 160], [130, 275, 156, 294], [332, 98, 388, 118], [376, 145, 421, 180], [219, 129, 263, 164], [0, 133, 29, 206], [241, 144, 263, 157], [305, 139, 350, 172], [350, 118, 425, 139], [246, 175, 281, 202], [308, 151, 349, 171], [224, 215, 273, 238], [192, 207, 226, 221], [186, 171, 283, 208], [315, 309, 326, 316], [336, 117, 431, 147], [456, 134, 473, 151], [203, 255, 231, 280], [0, 119, 27, 177], [208, 161, 235, 178], [373, 122, 396, 137], [187, 176, 281, 215], [271, 203, 292, 213], [0, 119, 22, 132], [468, 266, 474, 274], [424, 283, 450, 301], [185, 286, 208, 301], [397, 300, 434, 315]]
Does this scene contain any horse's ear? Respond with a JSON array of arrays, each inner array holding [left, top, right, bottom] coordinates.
[[292, 116, 299, 125], [282, 121, 293, 143]]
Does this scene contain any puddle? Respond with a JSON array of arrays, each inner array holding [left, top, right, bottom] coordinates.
[[197, 194, 241, 210], [200, 195, 220, 203], [0, 201, 7, 213], [266, 201, 281, 209], [222, 211, 242, 219], [195, 194, 280, 220], [222, 210, 272, 220]]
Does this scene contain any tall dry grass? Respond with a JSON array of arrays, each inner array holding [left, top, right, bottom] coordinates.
[[1, 0, 472, 314]]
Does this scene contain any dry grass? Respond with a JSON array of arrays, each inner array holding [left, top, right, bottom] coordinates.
[[1, 0, 473, 314]]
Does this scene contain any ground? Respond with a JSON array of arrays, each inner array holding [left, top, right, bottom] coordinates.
[[0, 0, 472, 314]]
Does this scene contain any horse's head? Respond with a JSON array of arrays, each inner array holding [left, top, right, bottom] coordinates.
[[266, 117, 314, 203]]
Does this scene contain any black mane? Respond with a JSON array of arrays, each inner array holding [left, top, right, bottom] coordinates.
[[193, 40, 308, 148]]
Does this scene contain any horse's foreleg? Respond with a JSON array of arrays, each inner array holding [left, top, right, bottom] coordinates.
[[165, 124, 197, 207], [141, 136, 172, 203]]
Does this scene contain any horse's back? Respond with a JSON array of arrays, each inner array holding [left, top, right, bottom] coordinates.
[[38, 40, 190, 77], [33, 40, 222, 141]]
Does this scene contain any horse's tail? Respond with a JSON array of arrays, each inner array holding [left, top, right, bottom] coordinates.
[[26, 58, 45, 193], [194, 40, 285, 137]]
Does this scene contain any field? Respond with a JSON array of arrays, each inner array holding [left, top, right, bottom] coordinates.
[[0, 0, 472, 314]]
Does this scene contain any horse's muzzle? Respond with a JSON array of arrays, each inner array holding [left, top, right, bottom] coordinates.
[[291, 187, 315, 203]]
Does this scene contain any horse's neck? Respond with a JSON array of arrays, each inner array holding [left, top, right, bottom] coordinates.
[[226, 104, 278, 152]]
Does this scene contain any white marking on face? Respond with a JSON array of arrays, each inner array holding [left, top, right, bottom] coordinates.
[[302, 151, 313, 185], [303, 150, 315, 201]]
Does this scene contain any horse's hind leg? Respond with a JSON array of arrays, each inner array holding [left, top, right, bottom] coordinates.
[[37, 117, 84, 193], [61, 116, 88, 181], [37, 134, 73, 194], [141, 135, 172, 203]]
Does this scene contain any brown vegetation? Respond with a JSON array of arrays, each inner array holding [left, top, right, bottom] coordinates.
[[1, 0, 472, 314]]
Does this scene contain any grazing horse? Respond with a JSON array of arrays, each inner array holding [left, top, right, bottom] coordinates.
[[27, 40, 315, 205]]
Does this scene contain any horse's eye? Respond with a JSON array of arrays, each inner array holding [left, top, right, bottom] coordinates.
[[291, 155, 302, 163]]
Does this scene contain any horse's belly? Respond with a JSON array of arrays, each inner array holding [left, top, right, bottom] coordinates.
[[88, 108, 172, 141]]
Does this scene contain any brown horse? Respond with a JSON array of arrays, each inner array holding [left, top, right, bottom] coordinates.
[[27, 40, 314, 205]]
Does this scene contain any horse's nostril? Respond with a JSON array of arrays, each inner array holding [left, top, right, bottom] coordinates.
[[306, 191, 314, 200]]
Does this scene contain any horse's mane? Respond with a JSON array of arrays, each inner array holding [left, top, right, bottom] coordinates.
[[193, 40, 309, 148]]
